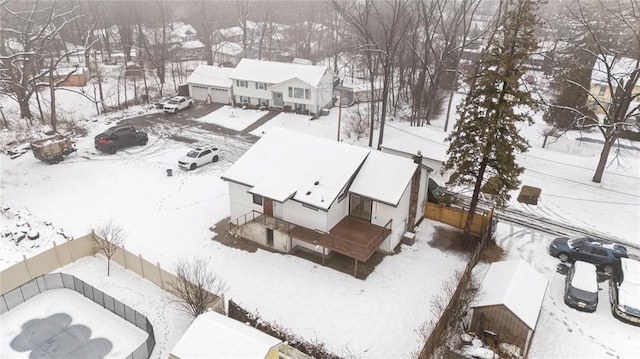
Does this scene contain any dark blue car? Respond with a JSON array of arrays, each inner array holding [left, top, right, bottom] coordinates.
[[549, 237, 628, 275]]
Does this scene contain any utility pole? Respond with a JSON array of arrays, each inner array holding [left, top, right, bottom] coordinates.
[[336, 80, 343, 142]]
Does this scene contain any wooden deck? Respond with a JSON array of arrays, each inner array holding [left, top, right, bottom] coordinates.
[[289, 216, 391, 262]]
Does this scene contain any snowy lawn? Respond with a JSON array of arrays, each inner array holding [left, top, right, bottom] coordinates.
[[194, 105, 268, 131], [0, 288, 147, 358]]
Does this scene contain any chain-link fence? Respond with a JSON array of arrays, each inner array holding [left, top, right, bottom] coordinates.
[[1, 273, 155, 359]]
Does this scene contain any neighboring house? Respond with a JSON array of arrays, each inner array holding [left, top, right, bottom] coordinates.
[[470, 258, 548, 357], [380, 126, 451, 185], [212, 41, 244, 66], [222, 128, 426, 270], [587, 55, 640, 117], [186, 65, 234, 103], [169, 311, 282, 359], [229, 58, 334, 115], [42, 67, 88, 87]]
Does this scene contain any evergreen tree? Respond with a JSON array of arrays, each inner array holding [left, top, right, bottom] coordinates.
[[443, 0, 540, 240]]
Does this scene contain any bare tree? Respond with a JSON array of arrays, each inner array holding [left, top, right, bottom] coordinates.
[[92, 220, 126, 276], [545, 0, 639, 183], [330, 0, 414, 149], [0, 0, 80, 121], [166, 256, 226, 318]]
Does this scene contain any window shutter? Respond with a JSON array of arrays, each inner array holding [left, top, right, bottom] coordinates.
[[288, 87, 292, 97]]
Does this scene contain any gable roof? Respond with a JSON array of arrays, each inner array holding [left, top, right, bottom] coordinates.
[[222, 127, 370, 210], [229, 58, 330, 87], [350, 151, 417, 206], [591, 55, 640, 86], [380, 126, 449, 162], [171, 311, 281, 358], [186, 65, 234, 88], [473, 258, 548, 329]]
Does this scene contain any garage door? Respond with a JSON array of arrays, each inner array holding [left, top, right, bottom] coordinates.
[[209, 87, 229, 104], [189, 85, 209, 101]]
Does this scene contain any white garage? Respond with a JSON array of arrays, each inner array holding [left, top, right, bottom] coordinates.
[[186, 65, 234, 104]]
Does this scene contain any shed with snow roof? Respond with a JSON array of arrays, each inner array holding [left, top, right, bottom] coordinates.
[[186, 65, 234, 104], [222, 127, 425, 275], [470, 258, 548, 357], [169, 311, 282, 359]]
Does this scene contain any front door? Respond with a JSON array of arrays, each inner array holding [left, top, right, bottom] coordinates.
[[273, 92, 283, 107], [349, 193, 372, 222], [263, 198, 273, 217]]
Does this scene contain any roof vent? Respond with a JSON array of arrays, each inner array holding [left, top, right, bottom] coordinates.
[[306, 191, 311, 195], [314, 181, 320, 186]]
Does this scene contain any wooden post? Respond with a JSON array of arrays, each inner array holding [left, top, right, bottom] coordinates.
[[157, 262, 164, 289], [67, 238, 75, 261], [354, 258, 358, 278], [122, 245, 128, 269], [23, 255, 33, 279], [53, 242, 62, 267], [139, 254, 145, 278]]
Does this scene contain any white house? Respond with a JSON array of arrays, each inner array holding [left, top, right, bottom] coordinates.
[[169, 311, 282, 359], [380, 125, 451, 185], [470, 258, 548, 357], [186, 65, 234, 103], [222, 128, 426, 270], [229, 58, 334, 116]]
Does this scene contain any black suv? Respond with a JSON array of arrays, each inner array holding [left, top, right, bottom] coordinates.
[[94, 125, 148, 154], [549, 236, 628, 274]]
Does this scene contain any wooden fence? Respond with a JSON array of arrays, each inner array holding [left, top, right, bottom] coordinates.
[[0, 233, 224, 313], [418, 209, 495, 358], [424, 202, 492, 237]]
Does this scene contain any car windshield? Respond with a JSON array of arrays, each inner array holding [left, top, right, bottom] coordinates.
[[186, 150, 199, 158], [569, 286, 598, 302], [167, 99, 179, 104]]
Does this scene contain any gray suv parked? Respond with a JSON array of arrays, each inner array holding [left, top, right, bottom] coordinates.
[[95, 125, 148, 154]]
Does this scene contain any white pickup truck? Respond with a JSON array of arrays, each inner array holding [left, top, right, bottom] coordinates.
[[163, 96, 194, 114]]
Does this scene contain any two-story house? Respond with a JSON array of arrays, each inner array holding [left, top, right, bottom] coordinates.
[[228, 59, 334, 116], [222, 128, 429, 274], [588, 55, 640, 123]]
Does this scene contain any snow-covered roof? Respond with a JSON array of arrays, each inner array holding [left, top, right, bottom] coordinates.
[[619, 259, 640, 310], [591, 56, 640, 86], [213, 41, 244, 56], [380, 126, 449, 162], [230, 58, 329, 87], [181, 40, 205, 49], [171, 311, 282, 358], [186, 65, 234, 88], [570, 261, 597, 293], [293, 58, 313, 65], [222, 127, 370, 210], [350, 151, 417, 206], [473, 258, 548, 330]]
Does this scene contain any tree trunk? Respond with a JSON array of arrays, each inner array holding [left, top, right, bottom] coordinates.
[[592, 136, 615, 183], [19, 99, 32, 124], [464, 156, 488, 242], [107, 258, 111, 276]]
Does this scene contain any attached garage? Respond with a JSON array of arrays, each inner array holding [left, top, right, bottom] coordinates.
[[186, 65, 234, 104]]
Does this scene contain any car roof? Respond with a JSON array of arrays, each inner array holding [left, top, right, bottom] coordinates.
[[576, 237, 626, 253], [193, 145, 217, 151], [571, 261, 598, 292]]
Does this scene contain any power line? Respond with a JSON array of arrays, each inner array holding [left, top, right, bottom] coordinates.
[[542, 193, 640, 206]]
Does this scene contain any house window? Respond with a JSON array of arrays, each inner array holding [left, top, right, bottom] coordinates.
[[295, 103, 306, 111], [255, 82, 268, 90], [288, 87, 310, 100], [252, 194, 263, 205], [237, 80, 247, 87], [259, 99, 269, 106], [598, 86, 606, 96], [239, 96, 250, 103]]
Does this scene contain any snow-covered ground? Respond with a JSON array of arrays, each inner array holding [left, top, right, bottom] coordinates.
[[2, 82, 639, 358], [195, 105, 268, 131]]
